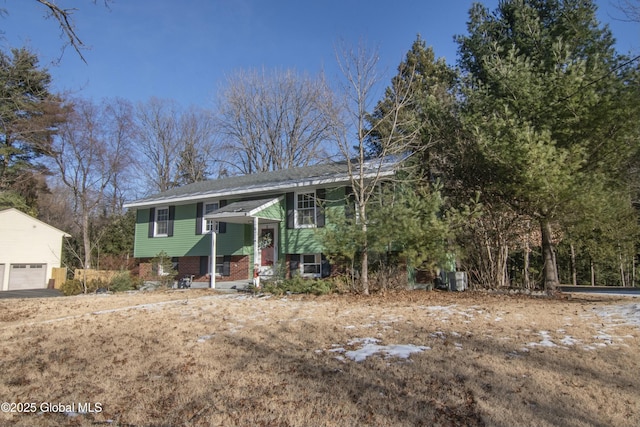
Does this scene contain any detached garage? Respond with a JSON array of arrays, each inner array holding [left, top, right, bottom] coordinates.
[[0, 208, 70, 291]]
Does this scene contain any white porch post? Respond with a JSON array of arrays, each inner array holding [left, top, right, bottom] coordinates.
[[253, 216, 260, 268], [253, 216, 261, 288], [210, 224, 217, 289]]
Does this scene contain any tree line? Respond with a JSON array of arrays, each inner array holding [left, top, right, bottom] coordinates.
[[1, 0, 638, 292]]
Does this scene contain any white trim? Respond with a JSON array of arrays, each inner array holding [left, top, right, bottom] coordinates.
[[294, 190, 316, 229], [203, 201, 220, 233], [300, 253, 321, 278], [154, 206, 170, 237], [124, 171, 395, 209], [0, 208, 71, 237], [204, 196, 283, 222], [248, 196, 282, 216]]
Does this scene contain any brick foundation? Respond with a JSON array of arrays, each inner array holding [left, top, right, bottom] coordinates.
[[137, 255, 250, 283]]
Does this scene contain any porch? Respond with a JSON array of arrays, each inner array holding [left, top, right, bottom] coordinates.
[[204, 196, 283, 288]]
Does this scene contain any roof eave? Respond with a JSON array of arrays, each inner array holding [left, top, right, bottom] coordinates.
[[123, 171, 394, 209]]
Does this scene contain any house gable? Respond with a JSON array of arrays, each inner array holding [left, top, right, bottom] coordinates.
[[0, 208, 70, 291]]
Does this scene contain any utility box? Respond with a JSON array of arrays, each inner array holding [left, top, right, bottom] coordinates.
[[447, 271, 468, 291]]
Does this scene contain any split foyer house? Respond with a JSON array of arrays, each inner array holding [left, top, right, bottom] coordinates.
[[124, 159, 396, 284]]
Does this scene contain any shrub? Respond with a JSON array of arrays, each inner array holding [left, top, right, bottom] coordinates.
[[263, 276, 335, 296], [60, 278, 106, 296], [150, 250, 177, 288], [108, 271, 142, 292]]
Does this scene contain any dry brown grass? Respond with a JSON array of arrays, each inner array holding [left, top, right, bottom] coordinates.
[[0, 289, 638, 427]]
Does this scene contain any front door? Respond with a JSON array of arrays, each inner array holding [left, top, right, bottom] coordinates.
[[258, 225, 277, 275]]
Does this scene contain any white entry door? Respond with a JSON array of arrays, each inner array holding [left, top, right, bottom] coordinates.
[[8, 264, 47, 290], [0, 264, 4, 290]]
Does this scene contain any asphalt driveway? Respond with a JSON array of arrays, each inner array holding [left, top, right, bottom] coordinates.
[[0, 289, 63, 299]]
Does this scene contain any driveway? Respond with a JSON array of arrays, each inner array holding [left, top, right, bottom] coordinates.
[[0, 289, 63, 299]]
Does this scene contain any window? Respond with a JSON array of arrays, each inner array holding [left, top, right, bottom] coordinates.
[[155, 207, 169, 236], [202, 255, 230, 276], [296, 192, 316, 228], [203, 202, 220, 233], [301, 254, 321, 277]]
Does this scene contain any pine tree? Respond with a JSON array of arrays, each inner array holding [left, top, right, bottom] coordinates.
[[456, 0, 639, 290]]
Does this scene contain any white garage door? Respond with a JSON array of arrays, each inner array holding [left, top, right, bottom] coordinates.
[[0, 264, 4, 290], [8, 264, 47, 290]]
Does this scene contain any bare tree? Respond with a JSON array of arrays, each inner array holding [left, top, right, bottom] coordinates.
[[102, 98, 135, 214], [214, 68, 337, 175], [331, 41, 419, 295], [50, 98, 131, 271], [176, 106, 217, 185], [614, 0, 640, 22], [134, 99, 219, 193], [134, 98, 181, 193]]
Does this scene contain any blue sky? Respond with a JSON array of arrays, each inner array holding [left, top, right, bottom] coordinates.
[[2, 0, 638, 109]]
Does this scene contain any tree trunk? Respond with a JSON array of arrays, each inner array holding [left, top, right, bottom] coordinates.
[[360, 206, 369, 295], [590, 259, 596, 286], [570, 243, 577, 286], [524, 227, 530, 289], [619, 253, 626, 287], [82, 209, 92, 270], [540, 218, 559, 291]]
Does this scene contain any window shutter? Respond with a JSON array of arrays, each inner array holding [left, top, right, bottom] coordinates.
[[199, 256, 208, 275], [222, 255, 231, 276], [218, 200, 227, 234], [286, 192, 295, 229], [196, 202, 203, 235], [316, 188, 325, 227], [148, 208, 156, 238], [167, 206, 175, 237], [289, 254, 300, 275], [321, 253, 331, 278]]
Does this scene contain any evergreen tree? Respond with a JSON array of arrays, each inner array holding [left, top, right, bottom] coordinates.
[[367, 35, 459, 181], [0, 48, 65, 210], [456, 0, 639, 290]]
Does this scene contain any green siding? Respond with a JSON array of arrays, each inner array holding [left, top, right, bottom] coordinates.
[[134, 204, 247, 258], [255, 198, 285, 221], [282, 187, 345, 254], [133, 188, 348, 259]]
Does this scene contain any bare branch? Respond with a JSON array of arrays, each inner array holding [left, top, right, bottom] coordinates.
[[35, 0, 111, 63]]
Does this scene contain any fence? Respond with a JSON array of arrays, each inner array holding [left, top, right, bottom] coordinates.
[[51, 267, 68, 289], [74, 269, 123, 283]]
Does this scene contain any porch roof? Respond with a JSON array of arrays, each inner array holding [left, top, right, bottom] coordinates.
[[203, 197, 282, 224]]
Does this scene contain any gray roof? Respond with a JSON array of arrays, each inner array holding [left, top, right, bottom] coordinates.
[[213, 198, 277, 215], [124, 158, 398, 208]]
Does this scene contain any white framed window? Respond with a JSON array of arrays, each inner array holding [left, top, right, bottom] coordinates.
[[155, 207, 170, 237], [301, 253, 321, 277], [295, 191, 316, 228], [203, 202, 220, 233]]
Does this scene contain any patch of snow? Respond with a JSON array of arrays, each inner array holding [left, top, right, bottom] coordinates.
[[593, 303, 640, 328], [559, 336, 579, 346], [348, 337, 380, 346], [527, 331, 558, 348], [197, 334, 214, 343], [324, 337, 430, 363]]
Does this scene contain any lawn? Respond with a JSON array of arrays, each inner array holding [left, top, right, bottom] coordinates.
[[0, 289, 638, 426]]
